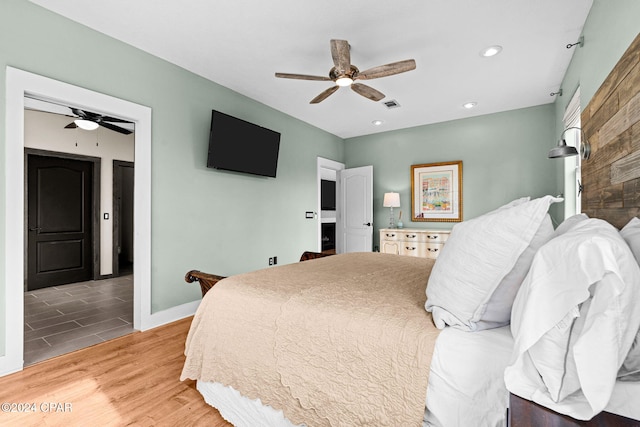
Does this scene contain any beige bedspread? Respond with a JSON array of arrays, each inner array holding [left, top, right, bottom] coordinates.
[[181, 252, 440, 426]]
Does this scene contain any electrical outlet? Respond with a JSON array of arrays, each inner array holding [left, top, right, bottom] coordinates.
[[269, 257, 274, 266]]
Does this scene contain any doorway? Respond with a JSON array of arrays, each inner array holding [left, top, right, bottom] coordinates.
[[317, 158, 344, 253], [3, 67, 153, 376], [26, 152, 99, 290], [23, 141, 134, 366], [316, 158, 373, 253]]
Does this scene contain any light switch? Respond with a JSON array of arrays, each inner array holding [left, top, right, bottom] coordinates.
[[104, 213, 109, 220]]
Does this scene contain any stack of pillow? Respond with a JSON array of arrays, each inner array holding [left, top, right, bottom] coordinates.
[[504, 215, 640, 419], [425, 195, 561, 331], [425, 196, 640, 419]]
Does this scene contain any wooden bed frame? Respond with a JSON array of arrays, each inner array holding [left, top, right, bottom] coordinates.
[[185, 251, 334, 297], [509, 394, 639, 427]]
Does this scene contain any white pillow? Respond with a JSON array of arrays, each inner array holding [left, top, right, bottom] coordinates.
[[527, 305, 580, 401], [477, 214, 554, 330], [425, 195, 560, 331], [505, 218, 640, 419], [620, 216, 640, 264], [619, 216, 640, 380], [552, 213, 589, 238]]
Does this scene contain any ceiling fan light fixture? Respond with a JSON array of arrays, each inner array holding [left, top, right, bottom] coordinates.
[[336, 76, 353, 87], [74, 119, 99, 130], [481, 45, 503, 57]]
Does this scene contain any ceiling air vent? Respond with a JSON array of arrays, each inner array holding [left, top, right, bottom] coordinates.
[[383, 99, 401, 109]]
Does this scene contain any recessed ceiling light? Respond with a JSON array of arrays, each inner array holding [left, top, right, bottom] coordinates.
[[463, 102, 477, 109], [480, 45, 502, 57], [372, 120, 384, 126]]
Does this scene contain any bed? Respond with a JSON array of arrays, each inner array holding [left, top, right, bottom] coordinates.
[[181, 197, 640, 427], [182, 252, 440, 427]]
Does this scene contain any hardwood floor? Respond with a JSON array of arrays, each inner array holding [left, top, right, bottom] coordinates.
[[0, 317, 231, 427]]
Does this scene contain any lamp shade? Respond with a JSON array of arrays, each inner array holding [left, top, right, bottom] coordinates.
[[548, 126, 584, 159], [383, 192, 400, 208], [548, 141, 579, 158]]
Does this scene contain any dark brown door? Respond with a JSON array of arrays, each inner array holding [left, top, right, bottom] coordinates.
[[113, 160, 134, 276], [27, 155, 94, 290]]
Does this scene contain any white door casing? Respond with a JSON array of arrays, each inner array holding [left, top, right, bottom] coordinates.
[[3, 67, 152, 377]]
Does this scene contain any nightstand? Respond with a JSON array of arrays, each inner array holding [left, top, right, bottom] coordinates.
[[379, 228, 450, 259]]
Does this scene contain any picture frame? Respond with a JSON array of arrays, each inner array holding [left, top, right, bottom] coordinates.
[[411, 161, 463, 222]]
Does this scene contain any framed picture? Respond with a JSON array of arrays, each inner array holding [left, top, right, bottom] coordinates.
[[411, 161, 463, 222]]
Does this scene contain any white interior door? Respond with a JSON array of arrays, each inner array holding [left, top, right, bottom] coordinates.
[[338, 165, 373, 253]]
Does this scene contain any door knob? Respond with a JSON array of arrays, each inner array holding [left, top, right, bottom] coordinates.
[[363, 222, 372, 227]]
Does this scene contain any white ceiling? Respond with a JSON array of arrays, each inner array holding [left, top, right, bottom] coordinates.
[[29, 0, 593, 139]]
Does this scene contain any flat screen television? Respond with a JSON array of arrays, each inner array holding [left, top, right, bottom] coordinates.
[[321, 179, 336, 210], [207, 110, 281, 177]]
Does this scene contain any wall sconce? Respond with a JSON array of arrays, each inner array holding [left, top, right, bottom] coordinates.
[[383, 192, 400, 229], [548, 126, 591, 160]]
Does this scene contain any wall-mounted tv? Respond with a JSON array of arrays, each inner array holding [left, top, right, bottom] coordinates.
[[207, 110, 281, 178]]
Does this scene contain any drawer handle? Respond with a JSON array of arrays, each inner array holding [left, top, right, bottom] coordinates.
[[427, 248, 439, 252], [406, 234, 417, 238], [405, 246, 416, 251], [426, 235, 438, 239], [386, 233, 396, 237]]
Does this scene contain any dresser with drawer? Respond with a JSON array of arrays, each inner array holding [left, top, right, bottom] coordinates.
[[379, 228, 450, 259]]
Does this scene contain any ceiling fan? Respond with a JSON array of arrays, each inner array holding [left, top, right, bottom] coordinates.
[[275, 39, 416, 104], [65, 107, 133, 135]]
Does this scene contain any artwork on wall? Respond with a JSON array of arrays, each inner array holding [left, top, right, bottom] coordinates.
[[411, 161, 463, 222]]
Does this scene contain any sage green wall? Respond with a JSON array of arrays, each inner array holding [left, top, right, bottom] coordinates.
[[0, 0, 344, 355], [552, 0, 640, 197], [344, 104, 558, 249]]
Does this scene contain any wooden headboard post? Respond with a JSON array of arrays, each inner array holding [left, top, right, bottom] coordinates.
[[581, 33, 640, 228]]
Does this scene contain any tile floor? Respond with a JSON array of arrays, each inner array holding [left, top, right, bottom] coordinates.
[[23, 274, 134, 366]]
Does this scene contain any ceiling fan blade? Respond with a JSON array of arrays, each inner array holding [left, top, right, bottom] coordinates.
[[70, 107, 87, 119], [310, 86, 339, 104], [99, 121, 133, 135], [64, 122, 77, 129], [275, 72, 331, 81], [100, 115, 130, 123], [351, 83, 385, 102], [356, 59, 416, 80], [330, 39, 351, 74]]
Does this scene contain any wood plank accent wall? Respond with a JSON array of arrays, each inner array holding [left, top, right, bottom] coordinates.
[[581, 33, 640, 228]]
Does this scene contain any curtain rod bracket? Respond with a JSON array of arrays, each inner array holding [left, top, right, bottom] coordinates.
[[566, 36, 584, 49]]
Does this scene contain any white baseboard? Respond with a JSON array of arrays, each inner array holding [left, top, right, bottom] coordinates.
[[0, 355, 23, 377], [141, 299, 201, 331]]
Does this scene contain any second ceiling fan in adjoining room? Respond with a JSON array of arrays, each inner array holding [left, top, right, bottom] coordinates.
[[65, 107, 133, 135]]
